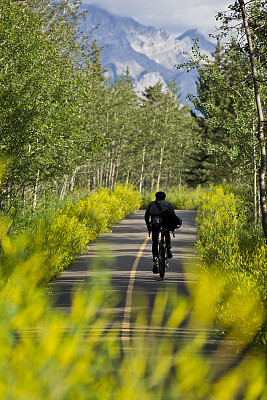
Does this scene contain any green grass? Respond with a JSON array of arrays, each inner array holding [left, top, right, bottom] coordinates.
[[195, 185, 266, 346], [0, 185, 141, 284], [0, 244, 265, 399], [140, 186, 211, 210], [0, 183, 266, 398]]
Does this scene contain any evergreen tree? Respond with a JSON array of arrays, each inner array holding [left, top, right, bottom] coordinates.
[[90, 38, 108, 81]]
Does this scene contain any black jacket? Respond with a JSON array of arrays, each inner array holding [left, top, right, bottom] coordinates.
[[144, 200, 176, 229]]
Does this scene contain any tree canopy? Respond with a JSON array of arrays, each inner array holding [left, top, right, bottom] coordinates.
[[1, 0, 267, 238], [177, 0, 267, 235]]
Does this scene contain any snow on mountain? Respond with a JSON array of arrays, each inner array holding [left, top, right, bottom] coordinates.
[[80, 4, 216, 106]]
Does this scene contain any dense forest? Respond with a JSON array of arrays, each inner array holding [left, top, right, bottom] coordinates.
[[0, 0, 267, 234], [0, 0, 201, 207]]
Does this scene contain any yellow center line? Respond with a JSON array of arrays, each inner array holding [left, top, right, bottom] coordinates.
[[121, 235, 150, 349]]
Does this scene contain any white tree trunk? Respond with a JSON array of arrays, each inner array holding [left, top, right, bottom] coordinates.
[[139, 147, 146, 194], [252, 124, 258, 224], [156, 142, 165, 191], [70, 167, 79, 192], [60, 175, 68, 201], [239, 0, 267, 237], [33, 170, 40, 209]]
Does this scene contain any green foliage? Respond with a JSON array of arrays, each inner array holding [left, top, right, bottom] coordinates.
[[140, 186, 210, 210], [0, 0, 206, 210], [43, 185, 140, 281], [0, 247, 120, 399], [0, 185, 140, 284], [0, 164, 265, 397], [0, 0, 104, 210], [73, 78, 202, 194], [0, 233, 265, 399], [137, 81, 201, 192], [62, 184, 140, 233], [166, 187, 211, 210], [196, 186, 266, 289], [195, 185, 266, 343], [183, 39, 257, 184], [176, 0, 267, 233], [1, 0, 266, 219]]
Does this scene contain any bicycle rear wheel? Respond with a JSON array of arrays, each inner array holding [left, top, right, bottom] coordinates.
[[158, 242, 166, 281]]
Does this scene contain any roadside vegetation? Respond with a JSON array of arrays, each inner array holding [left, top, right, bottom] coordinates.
[[195, 185, 266, 346], [1, 1, 266, 234], [140, 186, 209, 210], [0, 217, 265, 399], [141, 185, 266, 348], [0, 177, 140, 285]]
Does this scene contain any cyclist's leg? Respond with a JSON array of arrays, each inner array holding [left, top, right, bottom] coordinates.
[[152, 224, 160, 261], [165, 231, 173, 258], [152, 225, 160, 273], [165, 231, 171, 247], [158, 234, 166, 279]]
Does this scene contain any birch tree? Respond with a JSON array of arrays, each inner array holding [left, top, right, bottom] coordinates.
[[217, 0, 267, 235], [237, 0, 267, 237], [0, 0, 103, 210], [177, 1, 267, 234]]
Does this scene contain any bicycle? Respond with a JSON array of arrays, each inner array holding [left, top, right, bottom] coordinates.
[[158, 228, 170, 281]]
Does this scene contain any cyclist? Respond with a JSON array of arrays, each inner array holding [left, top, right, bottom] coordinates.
[[145, 191, 180, 274]]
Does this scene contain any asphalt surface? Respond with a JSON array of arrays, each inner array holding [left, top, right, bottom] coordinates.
[[51, 210, 198, 311], [51, 210, 257, 370], [50, 210, 216, 349], [49, 210, 260, 384]]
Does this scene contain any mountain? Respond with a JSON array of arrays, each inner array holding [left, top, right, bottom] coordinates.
[[79, 4, 216, 106]]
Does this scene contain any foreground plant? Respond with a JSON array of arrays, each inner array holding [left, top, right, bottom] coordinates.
[[0, 184, 140, 284], [0, 234, 265, 399], [196, 185, 266, 345]]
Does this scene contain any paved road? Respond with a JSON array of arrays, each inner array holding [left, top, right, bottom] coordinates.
[[51, 210, 254, 368], [51, 209, 198, 309], [51, 210, 214, 348], [49, 210, 260, 386]]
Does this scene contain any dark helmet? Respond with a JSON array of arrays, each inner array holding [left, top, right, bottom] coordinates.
[[155, 191, 166, 200]]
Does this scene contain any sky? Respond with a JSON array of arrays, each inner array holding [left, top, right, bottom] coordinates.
[[84, 0, 234, 38]]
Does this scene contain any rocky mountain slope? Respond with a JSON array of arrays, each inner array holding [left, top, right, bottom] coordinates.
[[80, 3, 216, 105]]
